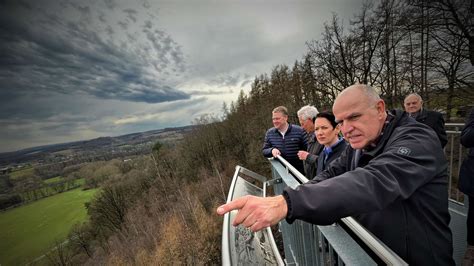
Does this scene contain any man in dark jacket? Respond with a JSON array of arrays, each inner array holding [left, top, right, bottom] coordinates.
[[219, 85, 454, 265], [262, 106, 308, 174], [459, 108, 474, 265], [296, 105, 323, 179], [404, 93, 448, 147]]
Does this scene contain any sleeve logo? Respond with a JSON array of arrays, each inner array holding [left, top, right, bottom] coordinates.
[[397, 147, 411, 156]]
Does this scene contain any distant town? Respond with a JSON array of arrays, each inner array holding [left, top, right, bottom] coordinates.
[[0, 125, 195, 171]]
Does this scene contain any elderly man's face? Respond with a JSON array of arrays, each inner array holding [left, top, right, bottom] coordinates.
[[272, 111, 288, 131], [333, 90, 386, 149], [404, 95, 423, 113], [298, 116, 314, 133]]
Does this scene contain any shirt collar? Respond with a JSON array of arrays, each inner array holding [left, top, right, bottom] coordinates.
[[323, 137, 343, 155], [409, 110, 421, 118], [278, 123, 289, 135]]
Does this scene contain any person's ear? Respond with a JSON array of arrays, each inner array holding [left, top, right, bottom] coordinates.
[[335, 124, 341, 135], [376, 100, 385, 117]]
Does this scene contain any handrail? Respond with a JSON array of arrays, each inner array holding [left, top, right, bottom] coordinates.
[[445, 123, 464, 126], [275, 155, 408, 265], [221, 166, 241, 266], [444, 123, 465, 203], [445, 123, 464, 134], [274, 155, 307, 184]]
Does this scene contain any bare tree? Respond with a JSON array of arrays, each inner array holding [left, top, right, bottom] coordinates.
[[68, 223, 94, 258], [425, 0, 474, 66], [351, 1, 384, 85]]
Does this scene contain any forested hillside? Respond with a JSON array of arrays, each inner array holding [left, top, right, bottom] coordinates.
[[46, 0, 472, 264]]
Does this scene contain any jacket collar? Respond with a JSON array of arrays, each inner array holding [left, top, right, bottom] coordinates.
[[273, 123, 293, 134], [416, 108, 427, 120], [307, 132, 317, 143]]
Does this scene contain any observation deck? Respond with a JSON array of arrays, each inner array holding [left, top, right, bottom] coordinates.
[[222, 123, 468, 265]]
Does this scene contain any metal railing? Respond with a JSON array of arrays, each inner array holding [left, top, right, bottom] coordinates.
[[221, 160, 408, 265], [444, 123, 469, 265], [221, 165, 284, 265], [445, 123, 466, 204]]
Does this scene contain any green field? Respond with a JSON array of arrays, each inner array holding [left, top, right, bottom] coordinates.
[[43, 176, 63, 184], [18, 178, 86, 202], [0, 188, 98, 265], [10, 167, 34, 179]]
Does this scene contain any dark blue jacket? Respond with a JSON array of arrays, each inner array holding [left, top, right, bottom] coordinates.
[[459, 108, 474, 196], [315, 139, 347, 176], [262, 124, 307, 174]]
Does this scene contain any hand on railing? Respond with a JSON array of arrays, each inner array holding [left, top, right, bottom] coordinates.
[[217, 195, 288, 232], [271, 148, 281, 157]]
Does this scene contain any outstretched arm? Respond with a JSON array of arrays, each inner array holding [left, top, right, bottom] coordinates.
[[217, 195, 288, 232]]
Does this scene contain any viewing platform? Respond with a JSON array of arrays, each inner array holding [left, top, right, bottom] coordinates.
[[222, 123, 468, 265]]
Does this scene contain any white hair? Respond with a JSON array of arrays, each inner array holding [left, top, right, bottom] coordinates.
[[297, 105, 319, 120]]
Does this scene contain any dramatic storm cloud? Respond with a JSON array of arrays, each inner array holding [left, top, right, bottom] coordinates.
[[0, 0, 362, 152]]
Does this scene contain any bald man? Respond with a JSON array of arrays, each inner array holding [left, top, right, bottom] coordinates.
[[218, 85, 454, 265], [404, 93, 447, 148]]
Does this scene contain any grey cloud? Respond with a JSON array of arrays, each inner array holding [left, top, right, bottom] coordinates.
[[187, 89, 233, 96], [0, 0, 189, 105], [208, 73, 252, 87], [98, 11, 107, 23], [69, 2, 91, 18], [240, 79, 252, 88], [17, 0, 33, 10], [103, 0, 117, 10], [142, 0, 151, 9], [105, 25, 114, 35], [144, 20, 153, 29], [123, 8, 138, 23], [0, 0, 368, 153], [118, 20, 128, 30], [93, 84, 190, 103]]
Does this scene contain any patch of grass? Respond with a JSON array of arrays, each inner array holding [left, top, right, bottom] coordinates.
[[76, 178, 85, 186], [0, 188, 98, 266], [10, 167, 34, 179], [43, 176, 62, 184]]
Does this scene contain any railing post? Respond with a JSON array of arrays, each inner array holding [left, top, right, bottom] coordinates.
[[457, 126, 463, 201]]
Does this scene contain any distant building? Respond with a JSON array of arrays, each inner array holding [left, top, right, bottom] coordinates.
[[0, 167, 12, 175]]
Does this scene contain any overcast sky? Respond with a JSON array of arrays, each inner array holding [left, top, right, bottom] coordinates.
[[0, 0, 363, 153]]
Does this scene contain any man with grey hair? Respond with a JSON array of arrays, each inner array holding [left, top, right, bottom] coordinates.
[[297, 105, 323, 179], [404, 93, 447, 148], [219, 84, 454, 265]]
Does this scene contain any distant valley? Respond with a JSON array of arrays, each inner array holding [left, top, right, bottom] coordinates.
[[0, 125, 195, 168]]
